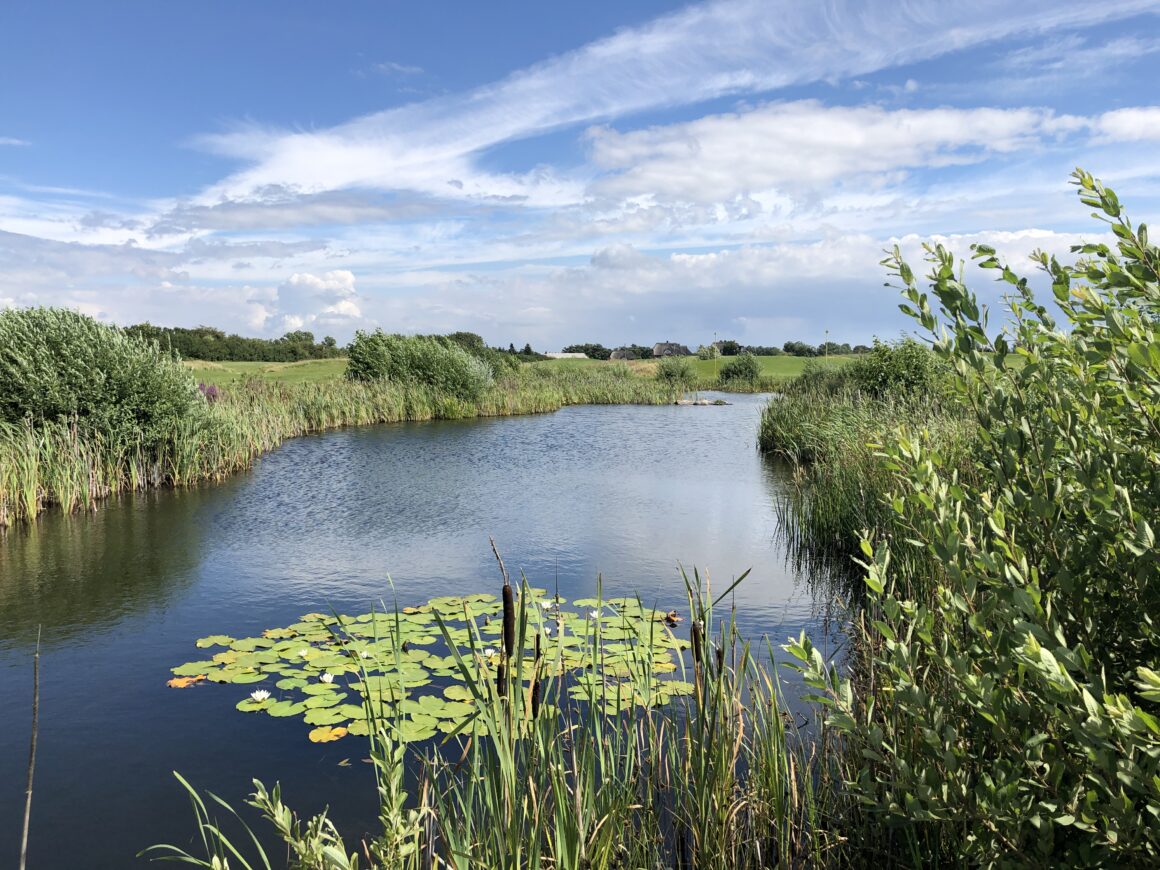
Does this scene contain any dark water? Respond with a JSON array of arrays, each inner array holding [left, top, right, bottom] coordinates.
[[0, 393, 836, 868]]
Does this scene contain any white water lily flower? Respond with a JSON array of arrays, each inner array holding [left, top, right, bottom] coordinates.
[[250, 689, 271, 702], [589, 610, 599, 619], [483, 647, 497, 657], [319, 673, 335, 684], [358, 650, 372, 659], [297, 648, 311, 658], [541, 601, 553, 610], [543, 626, 552, 636]]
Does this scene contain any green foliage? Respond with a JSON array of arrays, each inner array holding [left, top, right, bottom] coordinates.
[[718, 352, 759, 384], [124, 323, 342, 362], [696, 343, 719, 360], [794, 169, 1160, 865], [0, 307, 203, 448], [561, 342, 612, 360], [345, 330, 494, 401], [154, 570, 835, 868], [655, 354, 695, 390], [848, 337, 944, 397]]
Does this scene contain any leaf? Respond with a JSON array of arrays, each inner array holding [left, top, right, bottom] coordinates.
[[166, 675, 205, 688], [308, 726, 348, 743], [195, 635, 235, 649]]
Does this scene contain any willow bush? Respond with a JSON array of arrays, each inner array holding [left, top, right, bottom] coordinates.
[[796, 169, 1160, 865], [0, 306, 203, 448], [346, 331, 494, 401]]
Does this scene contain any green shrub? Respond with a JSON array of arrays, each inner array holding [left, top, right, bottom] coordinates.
[[0, 307, 202, 447], [795, 169, 1160, 865], [696, 343, 719, 360], [346, 331, 494, 401], [847, 337, 943, 397], [655, 355, 694, 390], [719, 352, 759, 385]]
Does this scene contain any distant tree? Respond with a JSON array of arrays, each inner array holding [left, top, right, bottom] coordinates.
[[717, 339, 742, 356], [562, 343, 611, 360], [742, 344, 783, 356], [697, 344, 719, 360], [782, 340, 819, 357], [521, 343, 534, 356], [852, 344, 871, 354]]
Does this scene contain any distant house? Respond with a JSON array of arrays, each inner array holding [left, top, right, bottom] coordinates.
[[652, 342, 692, 357], [544, 352, 589, 360]]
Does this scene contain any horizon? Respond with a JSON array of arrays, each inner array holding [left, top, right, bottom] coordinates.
[[3, 0, 1159, 347]]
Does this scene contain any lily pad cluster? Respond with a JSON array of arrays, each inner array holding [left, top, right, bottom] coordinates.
[[169, 590, 694, 743]]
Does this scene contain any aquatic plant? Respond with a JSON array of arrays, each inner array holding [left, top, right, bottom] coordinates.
[[150, 568, 838, 868]]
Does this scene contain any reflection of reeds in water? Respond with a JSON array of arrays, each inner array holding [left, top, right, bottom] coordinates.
[[0, 365, 678, 528], [149, 566, 844, 868]]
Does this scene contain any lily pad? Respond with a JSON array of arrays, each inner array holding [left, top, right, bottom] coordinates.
[[308, 726, 348, 743], [195, 635, 235, 649]]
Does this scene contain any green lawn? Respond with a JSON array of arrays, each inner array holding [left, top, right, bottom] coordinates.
[[186, 357, 348, 385]]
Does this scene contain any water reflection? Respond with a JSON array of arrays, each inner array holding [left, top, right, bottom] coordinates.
[[0, 488, 210, 650]]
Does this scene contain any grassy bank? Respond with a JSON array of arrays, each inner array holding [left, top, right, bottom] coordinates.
[[0, 364, 675, 527], [535, 354, 854, 392]]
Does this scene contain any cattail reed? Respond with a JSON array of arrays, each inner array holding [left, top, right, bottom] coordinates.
[[501, 583, 516, 660], [690, 620, 703, 664]]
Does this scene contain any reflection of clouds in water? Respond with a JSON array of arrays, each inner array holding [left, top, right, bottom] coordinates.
[[194, 393, 824, 641]]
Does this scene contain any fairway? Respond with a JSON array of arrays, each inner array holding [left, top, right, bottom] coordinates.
[[185, 357, 348, 384]]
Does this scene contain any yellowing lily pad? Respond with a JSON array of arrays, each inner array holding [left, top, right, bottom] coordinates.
[[308, 726, 348, 743]]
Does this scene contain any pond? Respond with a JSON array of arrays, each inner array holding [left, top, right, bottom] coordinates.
[[0, 392, 838, 867]]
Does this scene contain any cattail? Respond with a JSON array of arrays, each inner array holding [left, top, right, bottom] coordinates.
[[690, 620, 703, 664], [534, 632, 541, 662], [531, 678, 542, 718], [502, 583, 516, 660], [496, 662, 507, 698], [715, 646, 725, 671]]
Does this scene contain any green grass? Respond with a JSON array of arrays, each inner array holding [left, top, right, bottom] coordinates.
[[185, 357, 348, 385], [684, 354, 854, 381]]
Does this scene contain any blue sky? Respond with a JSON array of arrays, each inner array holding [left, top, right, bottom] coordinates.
[[2, 0, 1159, 349]]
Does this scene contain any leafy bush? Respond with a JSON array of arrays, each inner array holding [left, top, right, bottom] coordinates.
[[795, 170, 1160, 865], [346, 331, 494, 401], [846, 337, 943, 397], [655, 355, 694, 389], [719, 352, 759, 384], [0, 307, 203, 447], [697, 344, 719, 360]]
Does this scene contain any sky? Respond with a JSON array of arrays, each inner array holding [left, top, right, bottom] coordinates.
[[2, 0, 1159, 350]]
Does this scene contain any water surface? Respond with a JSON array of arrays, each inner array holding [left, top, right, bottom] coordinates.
[[0, 393, 834, 867]]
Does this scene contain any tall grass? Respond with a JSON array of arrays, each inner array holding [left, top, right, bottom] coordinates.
[[148, 569, 842, 868], [758, 360, 976, 574], [0, 366, 678, 528]]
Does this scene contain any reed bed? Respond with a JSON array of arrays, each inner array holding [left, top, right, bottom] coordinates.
[[757, 367, 976, 576], [150, 570, 844, 869], [0, 366, 677, 528]]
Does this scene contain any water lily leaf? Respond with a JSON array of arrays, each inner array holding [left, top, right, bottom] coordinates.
[[262, 627, 296, 640], [431, 700, 475, 720], [266, 700, 307, 717], [195, 635, 235, 649], [336, 704, 368, 721], [236, 697, 272, 712], [230, 637, 275, 652], [346, 719, 370, 736], [302, 692, 347, 709], [227, 671, 267, 684], [308, 726, 347, 743], [167, 675, 205, 688], [275, 677, 307, 690], [301, 683, 340, 696], [303, 707, 347, 726], [444, 684, 475, 703], [172, 661, 218, 676]]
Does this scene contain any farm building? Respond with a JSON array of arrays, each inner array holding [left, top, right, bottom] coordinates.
[[651, 342, 692, 357]]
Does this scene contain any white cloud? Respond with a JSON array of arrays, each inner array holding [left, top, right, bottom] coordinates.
[[1094, 107, 1160, 141], [587, 101, 1086, 204], [192, 0, 1160, 205], [0, 137, 29, 147], [268, 270, 364, 335]]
